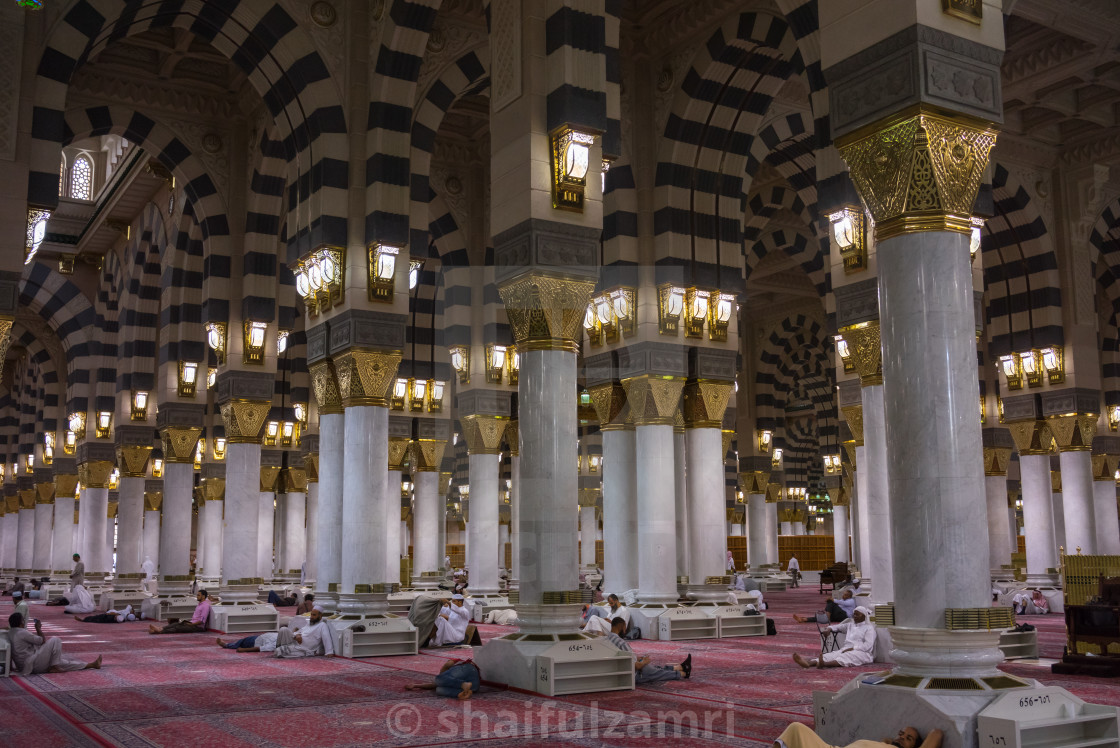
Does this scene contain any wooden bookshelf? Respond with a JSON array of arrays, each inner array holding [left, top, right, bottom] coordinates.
[[779, 535, 837, 571]]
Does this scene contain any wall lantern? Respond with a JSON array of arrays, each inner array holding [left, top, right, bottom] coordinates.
[[205, 322, 227, 365], [970, 216, 984, 263], [213, 437, 226, 460], [829, 206, 867, 273], [408, 378, 426, 412], [131, 390, 149, 421], [758, 429, 773, 454], [263, 421, 279, 447], [449, 346, 469, 385], [96, 411, 112, 439], [391, 378, 408, 410], [835, 335, 854, 373], [657, 285, 684, 335], [709, 292, 734, 342], [368, 243, 400, 302], [1020, 349, 1042, 387], [295, 246, 345, 317], [684, 288, 709, 339], [999, 354, 1022, 391], [551, 126, 595, 211], [772, 447, 783, 468], [1040, 346, 1064, 385], [428, 380, 446, 413], [486, 344, 507, 384], [152, 458, 163, 478], [243, 321, 267, 365], [64, 430, 76, 455], [178, 361, 198, 398]]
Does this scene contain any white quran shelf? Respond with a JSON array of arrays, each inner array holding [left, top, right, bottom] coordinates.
[[0, 634, 10, 677], [978, 687, 1120, 748], [533, 643, 635, 697], [716, 608, 767, 638], [209, 603, 279, 634], [141, 596, 198, 622], [339, 618, 418, 657], [999, 630, 1039, 660], [656, 607, 718, 641]]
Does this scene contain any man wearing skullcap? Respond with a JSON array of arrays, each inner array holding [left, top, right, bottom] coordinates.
[[274, 604, 335, 658], [793, 606, 877, 668], [430, 594, 470, 646]]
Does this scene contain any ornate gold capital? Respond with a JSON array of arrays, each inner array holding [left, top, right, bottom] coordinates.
[[836, 106, 997, 242], [765, 482, 783, 503], [5, 495, 19, 513], [310, 360, 344, 415], [334, 349, 401, 408], [202, 478, 225, 501], [682, 380, 733, 429], [438, 471, 453, 495], [107, 501, 118, 519], [622, 375, 684, 427], [160, 426, 203, 463], [117, 445, 153, 478], [220, 400, 271, 444], [588, 383, 628, 430], [983, 447, 1012, 477], [1006, 420, 1054, 456], [35, 483, 55, 504], [260, 466, 280, 492], [722, 429, 734, 461], [55, 475, 78, 498], [144, 491, 163, 512], [461, 415, 508, 455], [498, 273, 597, 352], [304, 453, 319, 482], [0, 319, 12, 364], [840, 323, 882, 387], [410, 439, 446, 472], [283, 468, 308, 493], [506, 420, 519, 457], [79, 460, 115, 488], [19, 489, 34, 509], [843, 439, 859, 470], [1092, 454, 1120, 482], [388, 436, 411, 471], [740, 470, 770, 494], [840, 405, 865, 445], [578, 487, 600, 508], [1048, 414, 1098, 452], [1051, 470, 1062, 494]]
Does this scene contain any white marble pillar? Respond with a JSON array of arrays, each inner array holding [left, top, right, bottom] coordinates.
[[849, 476, 863, 572], [579, 505, 596, 567], [1058, 450, 1095, 554], [221, 444, 261, 585], [106, 513, 115, 572], [273, 493, 284, 571], [257, 490, 275, 579], [636, 422, 677, 603], [202, 497, 223, 579], [862, 384, 894, 604], [2, 511, 17, 570], [317, 411, 344, 594], [985, 474, 1012, 574], [51, 495, 75, 575], [116, 477, 144, 574], [1093, 478, 1120, 555], [437, 476, 449, 569], [780, 520, 792, 535], [161, 461, 194, 579], [466, 453, 500, 594], [747, 493, 767, 570], [143, 508, 160, 572], [340, 405, 388, 591], [412, 470, 439, 580], [602, 428, 637, 592], [686, 426, 725, 585], [282, 490, 305, 576], [879, 229, 990, 628], [15, 507, 34, 571], [673, 429, 689, 579], [1020, 453, 1059, 584], [1007, 503, 1018, 551], [385, 469, 402, 588], [82, 487, 109, 575], [765, 501, 779, 564], [1051, 487, 1067, 552], [195, 502, 207, 575], [33, 501, 53, 574], [304, 479, 319, 583], [509, 455, 520, 584], [833, 504, 849, 562]]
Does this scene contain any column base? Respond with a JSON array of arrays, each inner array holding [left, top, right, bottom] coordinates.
[[889, 627, 1005, 679], [218, 583, 263, 605], [156, 576, 194, 598], [31, 568, 52, 579], [472, 629, 635, 696], [410, 572, 441, 589], [1025, 572, 1061, 587], [313, 590, 340, 613], [990, 567, 1016, 583], [684, 583, 730, 603], [48, 571, 72, 585], [101, 574, 151, 612], [196, 574, 222, 589], [636, 589, 680, 605], [337, 592, 390, 617]]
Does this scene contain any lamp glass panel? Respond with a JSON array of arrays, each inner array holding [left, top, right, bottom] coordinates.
[[612, 291, 630, 319], [320, 253, 337, 282], [394, 379, 408, 398], [412, 380, 426, 401], [134, 391, 148, 409], [308, 263, 323, 290], [832, 214, 855, 248], [98, 412, 111, 429], [584, 305, 596, 329], [182, 362, 197, 384], [716, 295, 733, 323], [563, 140, 590, 179], [666, 288, 684, 317], [248, 322, 266, 348], [296, 271, 310, 297], [207, 326, 222, 350], [491, 346, 506, 370], [376, 251, 396, 280]]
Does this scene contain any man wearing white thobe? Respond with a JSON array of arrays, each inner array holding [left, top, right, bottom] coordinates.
[[432, 594, 470, 646], [7, 612, 101, 674], [794, 606, 876, 668], [274, 605, 335, 658]]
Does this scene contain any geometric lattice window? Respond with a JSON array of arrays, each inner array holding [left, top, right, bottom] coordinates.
[[59, 156, 66, 197], [71, 154, 93, 200]]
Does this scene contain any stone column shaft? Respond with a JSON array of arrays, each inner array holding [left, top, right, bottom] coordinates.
[[257, 490, 275, 579], [304, 480, 319, 583], [51, 495, 75, 574], [282, 491, 306, 575], [117, 477, 145, 575], [16, 507, 34, 570], [833, 504, 849, 563], [341, 404, 389, 591], [143, 509, 160, 573], [747, 494, 768, 569], [222, 443, 262, 584], [412, 471, 439, 578], [1020, 453, 1058, 582], [602, 428, 637, 592], [203, 499, 223, 579], [33, 502, 53, 573], [674, 429, 689, 578], [317, 412, 344, 592], [1093, 478, 1120, 555], [985, 475, 1012, 573], [82, 488, 110, 575], [1058, 449, 1095, 554], [579, 505, 597, 567], [636, 423, 677, 602], [510, 456, 520, 584]]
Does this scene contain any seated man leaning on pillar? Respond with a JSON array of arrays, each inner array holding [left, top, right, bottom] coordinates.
[[793, 606, 876, 668], [216, 631, 281, 653], [6, 612, 102, 674], [149, 590, 212, 635], [426, 594, 471, 647], [600, 617, 691, 684], [273, 605, 335, 658], [775, 721, 942, 748]]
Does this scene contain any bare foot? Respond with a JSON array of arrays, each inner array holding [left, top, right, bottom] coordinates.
[[405, 684, 418, 691], [86, 655, 102, 670], [793, 653, 811, 669], [216, 638, 226, 648], [458, 683, 473, 700], [148, 625, 159, 634], [74, 615, 84, 622], [47, 666, 62, 673]]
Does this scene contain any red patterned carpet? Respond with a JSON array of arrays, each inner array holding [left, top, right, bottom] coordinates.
[[2, 585, 1118, 747]]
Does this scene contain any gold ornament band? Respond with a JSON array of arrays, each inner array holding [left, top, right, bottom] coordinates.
[[461, 415, 508, 455], [499, 273, 597, 352], [839, 322, 883, 387], [220, 400, 271, 444], [333, 349, 401, 408]]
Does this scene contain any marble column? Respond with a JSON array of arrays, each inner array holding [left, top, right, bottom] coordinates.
[[106, 505, 116, 571], [764, 500, 779, 564], [316, 407, 344, 599], [747, 494, 768, 570], [200, 474, 224, 580], [385, 436, 408, 588], [158, 409, 204, 593], [984, 466, 1012, 576], [116, 476, 145, 575], [15, 500, 34, 572], [627, 375, 683, 604], [599, 423, 637, 593], [1057, 445, 1095, 554], [303, 456, 319, 585], [79, 484, 110, 576], [257, 488, 275, 579], [780, 520, 792, 535], [340, 404, 388, 593], [51, 475, 77, 577], [855, 379, 893, 603], [673, 428, 689, 579], [1051, 479, 1067, 552], [509, 454, 520, 586], [221, 439, 263, 590], [683, 378, 733, 590], [412, 470, 440, 581], [579, 504, 597, 567], [833, 504, 849, 562], [33, 493, 53, 576], [2, 505, 17, 571], [1018, 450, 1059, 584], [1093, 476, 1120, 555], [463, 418, 505, 595], [282, 476, 306, 578], [142, 488, 161, 574]]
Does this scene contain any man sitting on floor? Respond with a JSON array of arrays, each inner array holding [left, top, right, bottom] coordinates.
[[406, 658, 481, 700], [583, 593, 630, 636], [792, 589, 857, 624], [75, 605, 142, 624], [274, 605, 335, 658], [217, 631, 280, 653], [295, 593, 316, 616], [6, 612, 102, 674], [793, 606, 876, 669], [602, 617, 691, 684], [149, 590, 212, 634], [428, 594, 471, 646], [775, 721, 942, 748]]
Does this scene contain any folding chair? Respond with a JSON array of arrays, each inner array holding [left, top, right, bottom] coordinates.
[[817, 620, 840, 654]]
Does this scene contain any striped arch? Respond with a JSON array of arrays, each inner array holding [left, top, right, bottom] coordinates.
[[243, 124, 288, 323], [30, 2, 346, 252], [116, 204, 165, 397], [160, 203, 208, 374], [9, 334, 63, 440], [18, 262, 96, 414], [744, 226, 826, 296], [754, 313, 837, 446], [92, 250, 124, 412], [783, 414, 822, 489], [1090, 195, 1120, 407], [429, 192, 472, 350], [771, 0, 827, 136], [983, 163, 1062, 357], [652, 11, 805, 286], [743, 183, 813, 243]]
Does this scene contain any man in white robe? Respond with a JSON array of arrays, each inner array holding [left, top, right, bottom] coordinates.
[[432, 594, 470, 646], [7, 612, 102, 674], [793, 606, 876, 668], [63, 584, 96, 615], [274, 605, 335, 658]]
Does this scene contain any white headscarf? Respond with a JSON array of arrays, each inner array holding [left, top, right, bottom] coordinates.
[[854, 605, 872, 620]]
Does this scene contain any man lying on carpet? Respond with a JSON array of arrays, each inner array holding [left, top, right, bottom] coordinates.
[[405, 658, 481, 700], [793, 606, 876, 669], [149, 590, 212, 634], [273, 604, 336, 658], [775, 721, 942, 748], [217, 631, 281, 653], [6, 612, 103, 674], [75, 604, 143, 624], [601, 617, 691, 684], [791, 589, 857, 624]]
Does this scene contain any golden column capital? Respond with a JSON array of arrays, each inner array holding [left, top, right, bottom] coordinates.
[[1048, 413, 1098, 453], [681, 380, 733, 429], [0, 319, 12, 363], [1006, 420, 1054, 457], [622, 375, 684, 427], [765, 482, 783, 503], [1051, 470, 1062, 493], [506, 420, 519, 457], [840, 322, 882, 387], [983, 447, 1012, 477], [740, 470, 770, 494], [117, 444, 153, 478], [578, 487, 601, 508], [388, 436, 411, 471], [498, 272, 597, 353], [309, 360, 344, 415], [840, 404, 866, 445], [588, 383, 629, 431], [220, 400, 271, 444], [55, 474, 78, 499], [260, 466, 281, 492], [78, 460, 115, 489], [160, 426, 203, 463], [144, 491, 163, 512], [283, 468, 308, 493], [107, 500, 118, 519], [461, 415, 508, 455], [333, 349, 402, 408], [35, 482, 55, 505], [721, 429, 734, 461], [202, 478, 226, 501], [843, 440, 859, 470], [1091, 453, 1120, 482], [304, 453, 319, 482], [5, 494, 19, 513], [836, 106, 997, 242], [438, 471, 453, 495], [409, 439, 447, 472]]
